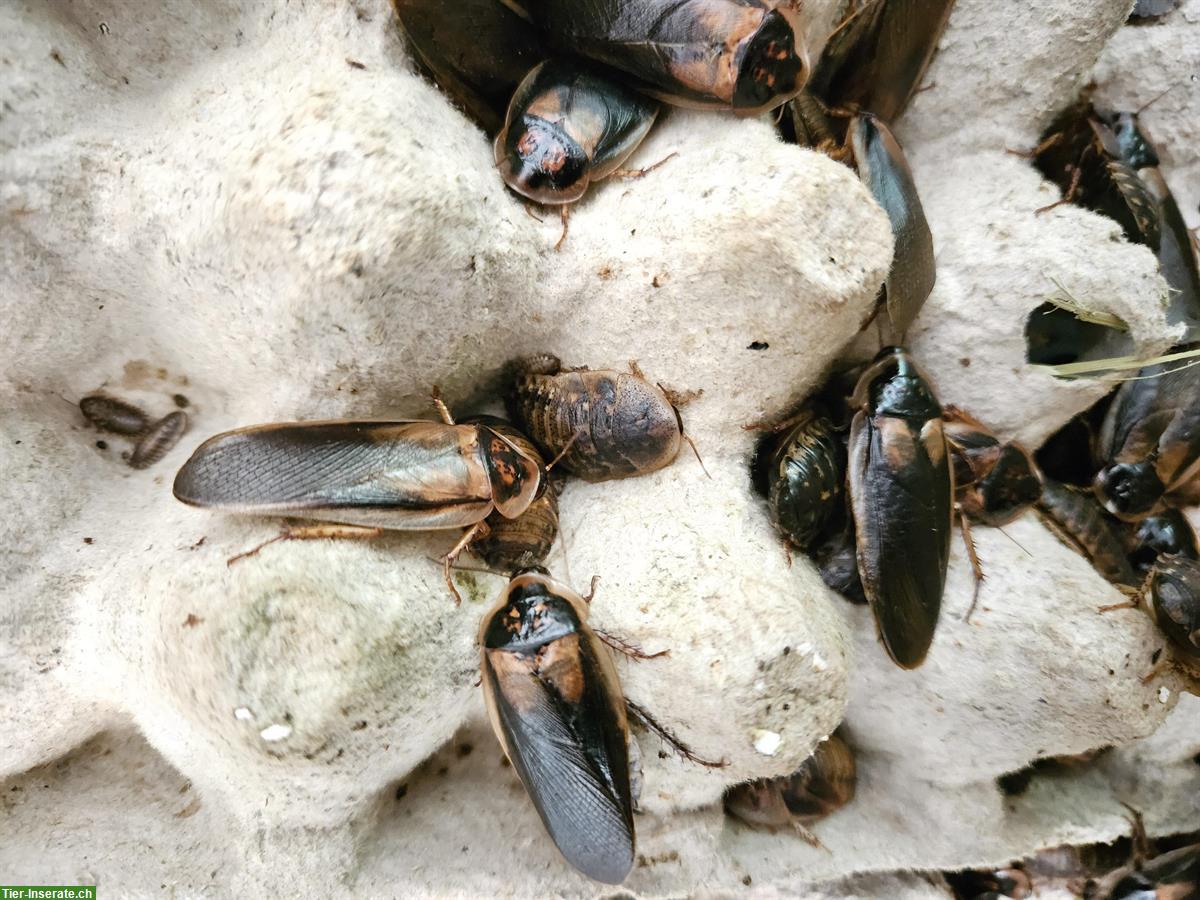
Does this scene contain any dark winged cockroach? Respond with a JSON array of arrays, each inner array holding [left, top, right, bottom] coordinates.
[[1087, 808, 1199, 899], [494, 58, 661, 206], [1093, 352, 1200, 521], [472, 475, 562, 572], [848, 347, 952, 669], [79, 394, 151, 436], [806, 0, 957, 126], [759, 404, 846, 553], [391, 0, 544, 134], [1035, 479, 1139, 588], [724, 729, 855, 845], [1127, 509, 1198, 575], [129, 411, 188, 470], [173, 406, 545, 602], [479, 568, 635, 883], [523, 0, 809, 115], [943, 407, 1042, 528], [508, 355, 699, 482]]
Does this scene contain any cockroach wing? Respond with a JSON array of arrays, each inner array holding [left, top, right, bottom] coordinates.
[[483, 636, 634, 884], [850, 114, 934, 342], [811, 0, 956, 123], [849, 411, 951, 668], [173, 421, 494, 530]]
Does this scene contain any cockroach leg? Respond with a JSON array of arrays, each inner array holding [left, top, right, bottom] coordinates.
[[544, 432, 581, 473], [959, 511, 986, 623], [594, 628, 670, 661], [442, 521, 490, 605], [554, 205, 571, 252], [611, 151, 678, 180], [792, 823, 829, 852], [582, 574, 601, 605], [1036, 165, 1082, 215], [430, 387, 455, 426], [624, 699, 728, 768], [226, 524, 384, 567], [658, 382, 704, 409], [1007, 131, 1062, 159], [682, 433, 713, 479], [523, 203, 544, 223], [1119, 802, 1151, 864], [742, 407, 817, 435], [1098, 597, 1140, 614], [1140, 654, 1173, 685]]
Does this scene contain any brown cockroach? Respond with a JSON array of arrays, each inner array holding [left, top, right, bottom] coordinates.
[[472, 475, 562, 573], [1035, 479, 1139, 588], [173, 401, 546, 603], [507, 355, 702, 483]]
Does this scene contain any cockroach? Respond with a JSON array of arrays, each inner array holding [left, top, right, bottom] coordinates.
[[945, 866, 1033, 900], [129, 410, 188, 470], [724, 729, 856, 844], [1093, 352, 1200, 521], [806, 0, 957, 126], [79, 394, 151, 436], [848, 347, 952, 669], [472, 475, 562, 572], [508, 355, 700, 483], [1142, 556, 1200, 677], [1035, 479, 1139, 588], [525, 0, 809, 115], [943, 407, 1042, 528], [495, 58, 661, 208], [173, 405, 545, 602], [479, 568, 634, 883], [1127, 509, 1198, 575], [1034, 101, 1161, 251], [391, 0, 544, 134], [759, 404, 846, 552]]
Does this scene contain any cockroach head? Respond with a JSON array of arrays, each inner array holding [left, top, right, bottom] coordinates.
[[1094, 461, 1165, 520], [733, 8, 809, 114], [851, 347, 941, 420], [495, 117, 589, 205]]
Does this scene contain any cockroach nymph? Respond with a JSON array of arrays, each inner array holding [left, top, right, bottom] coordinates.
[[508, 355, 701, 483], [79, 394, 151, 436], [129, 411, 189, 470]]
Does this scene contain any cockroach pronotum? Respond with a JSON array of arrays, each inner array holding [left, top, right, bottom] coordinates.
[[943, 406, 1042, 528], [79, 394, 151, 436], [525, 0, 809, 115], [1127, 509, 1198, 575], [724, 729, 856, 845], [1093, 354, 1200, 521], [1036, 479, 1139, 588], [129, 411, 189, 470], [848, 347, 952, 669], [479, 568, 635, 883], [173, 403, 546, 603], [508, 355, 701, 483], [495, 58, 661, 208]]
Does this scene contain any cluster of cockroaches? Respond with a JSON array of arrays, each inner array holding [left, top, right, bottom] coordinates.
[[172, 355, 719, 884], [151, 0, 1200, 886], [78, 393, 189, 470]]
